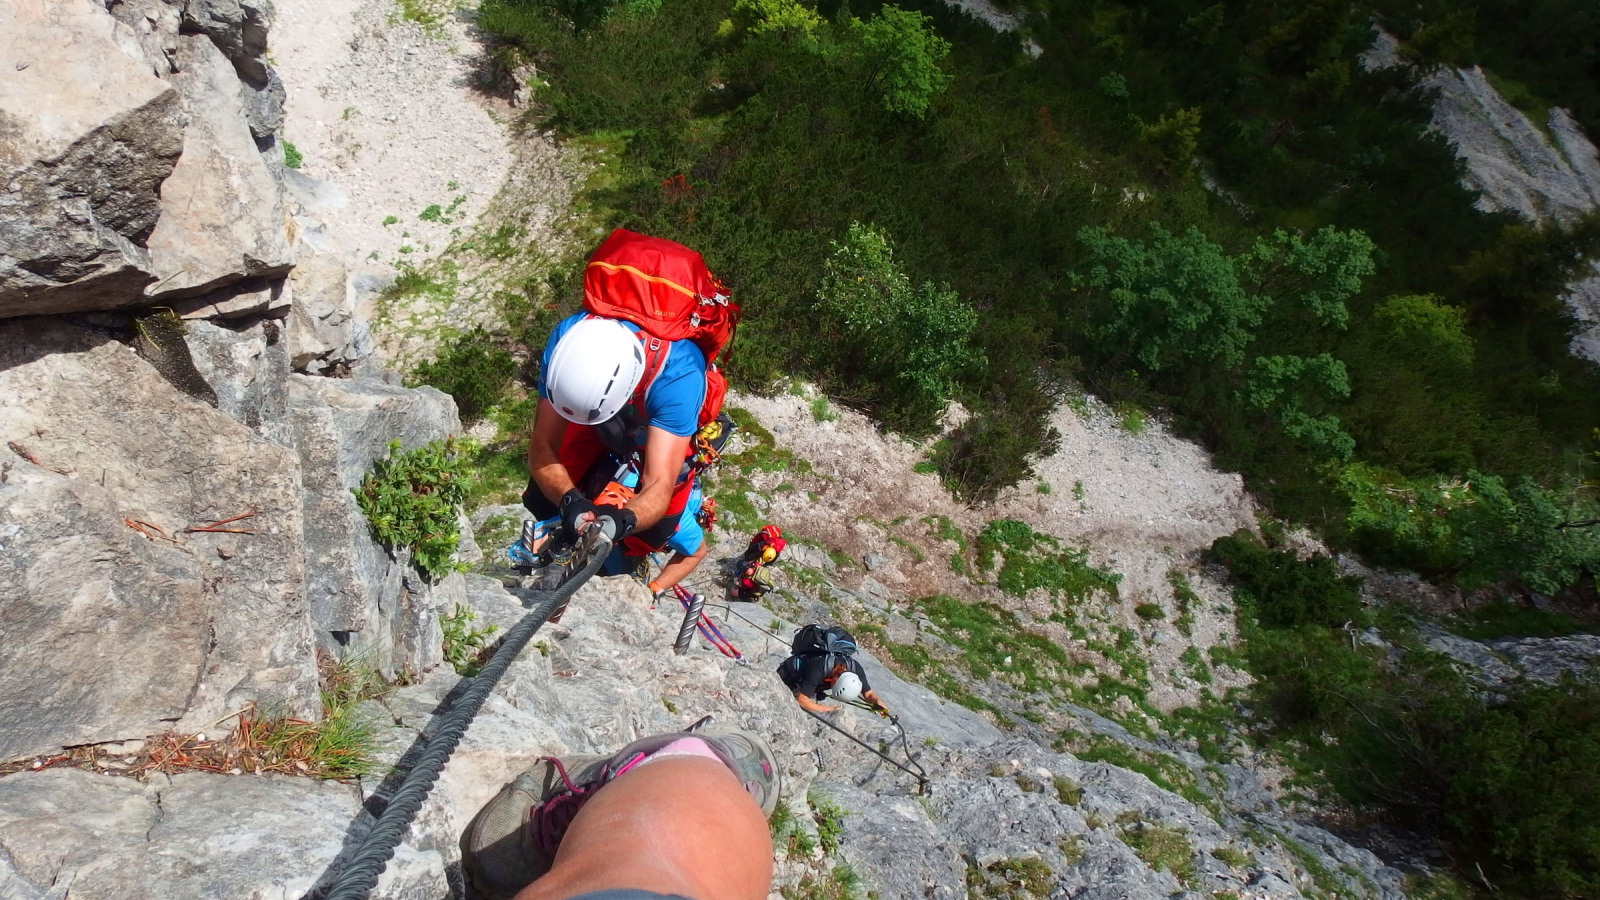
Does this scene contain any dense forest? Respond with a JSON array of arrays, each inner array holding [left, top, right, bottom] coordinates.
[[443, 1, 1600, 893], [473, 0, 1600, 599]]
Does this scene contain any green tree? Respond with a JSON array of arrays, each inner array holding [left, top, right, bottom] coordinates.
[[1075, 224, 1265, 372], [844, 6, 951, 119], [1372, 293, 1475, 369], [1245, 353, 1355, 459], [1137, 107, 1202, 174], [723, 0, 822, 40], [818, 222, 980, 428], [1239, 227, 1376, 330]]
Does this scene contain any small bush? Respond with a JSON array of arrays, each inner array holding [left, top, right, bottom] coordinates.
[[411, 329, 517, 424], [283, 140, 303, 169], [975, 519, 1121, 604], [1134, 602, 1165, 621], [1053, 776, 1082, 805], [1120, 821, 1194, 884], [442, 604, 499, 676], [355, 438, 470, 581], [1210, 846, 1250, 868], [1210, 531, 1363, 629]]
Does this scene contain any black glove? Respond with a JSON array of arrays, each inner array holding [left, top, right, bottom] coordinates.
[[594, 504, 637, 540], [559, 489, 598, 541]]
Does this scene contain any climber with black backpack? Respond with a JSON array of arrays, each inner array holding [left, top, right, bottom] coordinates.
[[511, 230, 740, 591], [776, 624, 889, 716]]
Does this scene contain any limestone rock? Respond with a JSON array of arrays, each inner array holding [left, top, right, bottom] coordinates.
[[169, 276, 291, 320], [284, 206, 371, 373], [241, 65, 286, 138], [1364, 30, 1600, 364], [183, 317, 292, 446], [287, 374, 460, 676], [144, 35, 293, 300], [0, 769, 446, 900], [182, 0, 275, 86], [816, 782, 967, 900], [0, 319, 317, 761], [0, 0, 185, 317], [1485, 633, 1600, 686], [105, 0, 184, 77]]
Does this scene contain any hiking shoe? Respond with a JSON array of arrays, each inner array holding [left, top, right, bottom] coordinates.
[[507, 520, 541, 571], [460, 729, 781, 900]]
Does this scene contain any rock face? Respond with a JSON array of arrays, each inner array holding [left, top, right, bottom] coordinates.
[[1364, 30, 1600, 362], [288, 374, 461, 677], [0, 0, 299, 319], [0, 768, 445, 900], [183, 317, 294, 446], [283, 171, 373, 373], [143, 34, 294, 299], [0, 318, 318, 761], [1423, 624, 1600, 688], [0, 0, 186, 316]]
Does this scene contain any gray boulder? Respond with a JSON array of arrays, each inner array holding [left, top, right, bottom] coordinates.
[[0, 769, 445, 900], [240, 64, 286, 139], [0, 319, 318, 761], [287, 374, 460, 677], [182, 0, 275, 86], [0, 0, 185, 317], [143, 35, 294, 301], [105, 0, 185, 77], [169, 276, 291, 320], [183, 317, 292, 447], [283, 188, 371, 373], [1485, 633, 1600, 686]]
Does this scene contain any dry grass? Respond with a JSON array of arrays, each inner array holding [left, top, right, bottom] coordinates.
[[0, 654, 391, 782]]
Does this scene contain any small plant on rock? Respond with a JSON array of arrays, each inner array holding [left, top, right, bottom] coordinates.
[[355, 437, 470, 581], [442, 604, 498, 676]]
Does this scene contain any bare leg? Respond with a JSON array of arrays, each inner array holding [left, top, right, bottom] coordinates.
[[651, 544, 708, 595], [513, 756, 772, 900]]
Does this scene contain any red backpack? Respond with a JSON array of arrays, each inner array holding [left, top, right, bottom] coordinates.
[[583, 229, 740, 427]]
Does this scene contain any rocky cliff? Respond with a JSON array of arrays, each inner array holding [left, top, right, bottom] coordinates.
[[8, 4, 1597, 900], [1364, 30, 1600, 362]]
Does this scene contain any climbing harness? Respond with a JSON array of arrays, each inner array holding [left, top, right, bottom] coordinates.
[[805, 705, 929, 793], [672, 585, 743, 661], [321, 523, 617, 900]]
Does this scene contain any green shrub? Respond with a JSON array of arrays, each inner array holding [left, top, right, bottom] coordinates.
[[842, 5, 952, 119], [442, 604, 499, 676], [283, 140, 303, 169], [1134, 602, 1165, 620], [975, 519, 1121, 604], [1337, 463, 1600, 594], [817, 222, 980, 433], [354, 438, 470, 581], [1210, 531, 1363, 629], [411, 329, 517, 424]]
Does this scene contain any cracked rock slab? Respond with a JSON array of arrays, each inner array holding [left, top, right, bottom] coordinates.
[[0, 318, 317, 760]]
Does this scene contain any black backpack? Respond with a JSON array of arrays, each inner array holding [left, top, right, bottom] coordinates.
[[791, 624, 856, 659]]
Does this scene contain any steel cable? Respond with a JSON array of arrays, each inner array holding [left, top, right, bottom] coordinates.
[[320, 531, 614, 900]]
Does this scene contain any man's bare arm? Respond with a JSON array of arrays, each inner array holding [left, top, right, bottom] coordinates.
[[627, 425, 692, 529], [795, 693, 840, 714], [527, 398, 575, 505]]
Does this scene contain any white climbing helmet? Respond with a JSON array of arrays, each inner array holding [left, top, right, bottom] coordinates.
[[828, 671, 863, 703], [545, 317, 647, 425]]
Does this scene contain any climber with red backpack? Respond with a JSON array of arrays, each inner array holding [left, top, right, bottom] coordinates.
[[512, 230, 739, 590], [743, 524, 785, 565]]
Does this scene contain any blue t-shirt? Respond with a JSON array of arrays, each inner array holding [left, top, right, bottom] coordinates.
[[538, 311, 707, 438], [665, 482, 705, 556]]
